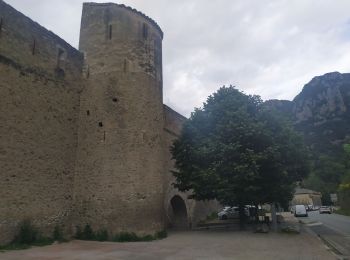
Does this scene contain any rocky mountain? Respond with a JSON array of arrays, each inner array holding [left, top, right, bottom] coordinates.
[[265, 72, 350, 157]]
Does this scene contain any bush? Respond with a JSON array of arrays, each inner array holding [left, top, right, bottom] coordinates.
[[82, 224, 95, 240], [206, 212, 218, 221], [74, 224, 167, 243], [0, 220, 54, 251], [74, 226, 83, 239], [113, 232, 139, 242], [335, 208, 350, 216], [95, 229, 108, 241], [13, 220, 38, 244], [74, 224, 96, 240], [53, 225, 64, 241]]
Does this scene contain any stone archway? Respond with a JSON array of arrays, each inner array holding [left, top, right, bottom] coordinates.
[[168, 195, 188, 229]]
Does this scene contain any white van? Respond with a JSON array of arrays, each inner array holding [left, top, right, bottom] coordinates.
[[294, 205, 308, 217]]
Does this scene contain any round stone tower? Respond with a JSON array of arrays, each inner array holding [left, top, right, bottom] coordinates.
[[74, 3, 165, 235]]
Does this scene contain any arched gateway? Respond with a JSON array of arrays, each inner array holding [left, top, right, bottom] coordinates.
[[168, 195, 189, 229]]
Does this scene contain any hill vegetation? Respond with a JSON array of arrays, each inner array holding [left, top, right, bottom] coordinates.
[[265, 72, 350, 207]]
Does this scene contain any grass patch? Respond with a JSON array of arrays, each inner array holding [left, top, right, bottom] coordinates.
[[75, 224, 167, 243], [0, 220, 58, 252], [335, 208, 350, 216]]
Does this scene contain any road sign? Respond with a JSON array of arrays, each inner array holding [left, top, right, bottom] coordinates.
[[330, 193, 337, 203]]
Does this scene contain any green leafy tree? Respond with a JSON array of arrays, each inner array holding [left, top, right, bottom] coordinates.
[[171, 86, 309, 210]]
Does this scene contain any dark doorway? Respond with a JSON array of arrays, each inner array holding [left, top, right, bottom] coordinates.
[[169, 195, 188, 229]]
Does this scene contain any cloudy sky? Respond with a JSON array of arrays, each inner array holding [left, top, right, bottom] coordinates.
[[5, 0, 350, 116]]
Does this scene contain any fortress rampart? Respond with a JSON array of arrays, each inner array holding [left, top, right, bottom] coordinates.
[[0, 0, 83, 242], [0, 0, 219, 244]]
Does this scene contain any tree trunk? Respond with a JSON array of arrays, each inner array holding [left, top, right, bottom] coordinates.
[[239, 204, 246, 230], [271, 202, 277, 232]]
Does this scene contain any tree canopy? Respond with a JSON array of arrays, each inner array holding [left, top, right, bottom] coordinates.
[[171, 86, 309, 207]]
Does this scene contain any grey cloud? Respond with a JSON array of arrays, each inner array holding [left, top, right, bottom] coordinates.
[[5, 0, 350, 116]]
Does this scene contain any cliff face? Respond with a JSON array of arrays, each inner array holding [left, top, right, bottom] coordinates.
[[265, 72, 350, 157]]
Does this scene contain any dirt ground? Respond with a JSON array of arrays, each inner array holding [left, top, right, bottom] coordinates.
[[0, 229, 335, 260]]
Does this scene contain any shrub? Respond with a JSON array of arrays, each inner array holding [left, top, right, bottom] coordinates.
[[74, 226, 82, 239], [140, 234, 154, 241], [0, 220, 54, 251], [82, 224, 95, 240], [206, 212, 218, 221], [113, 232, 139, 242], [53, 225, 64, 241], [95, 229, 108, 241], [74, 224, 96, 240], [13, 220, 38, 244]]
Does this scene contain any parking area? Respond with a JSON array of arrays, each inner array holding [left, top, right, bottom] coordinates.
[[0, 229, 335, 260]]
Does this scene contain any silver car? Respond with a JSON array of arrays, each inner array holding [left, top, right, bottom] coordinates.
[[319, 206, 331, 214]]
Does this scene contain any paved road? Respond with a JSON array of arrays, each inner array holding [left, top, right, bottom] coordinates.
[[303, 211, 350, 257], [307, 211, 350, 236]]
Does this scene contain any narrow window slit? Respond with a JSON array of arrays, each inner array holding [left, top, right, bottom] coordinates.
[[32, 39, 36, 55], [142, 23, 148, 40], [86, 110, 90, 116], [109, 25, 112, 40], [112, 97, 118, 103], [98, 122, 103, 127]]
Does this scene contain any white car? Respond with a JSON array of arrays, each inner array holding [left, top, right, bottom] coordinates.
[[218, 207, 239, 220], [319, 206, 332, 214]]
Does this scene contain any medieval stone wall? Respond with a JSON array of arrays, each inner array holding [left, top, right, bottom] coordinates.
[[163, 105, 220, 228], [73, 3, 166, 235], [0, 0, 219, 244], [0, 0, 83, 244]]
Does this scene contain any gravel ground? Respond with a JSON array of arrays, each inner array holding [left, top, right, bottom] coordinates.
[[0, 229, 335, 260]]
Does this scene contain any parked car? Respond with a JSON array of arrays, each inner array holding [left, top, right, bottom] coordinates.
[[293, 205, 308, 217], [319, 206, 332, 214], [313, 206, 320, 210], [307, 205, 314, 211], [218, 206, 253, 220], [218, 207, 239, 220]]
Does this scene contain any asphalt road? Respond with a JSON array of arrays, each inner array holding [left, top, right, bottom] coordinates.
[[304, 211, 350, 257], [307, 211, 350, 235]]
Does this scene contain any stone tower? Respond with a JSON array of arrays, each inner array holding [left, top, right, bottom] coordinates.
[[74, 3, 165, 234]]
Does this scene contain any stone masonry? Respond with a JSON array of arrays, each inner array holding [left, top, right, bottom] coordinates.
[[0, 0, 219, 244]]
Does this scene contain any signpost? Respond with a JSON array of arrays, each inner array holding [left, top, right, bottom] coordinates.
[[330, 193, 338, 204]]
